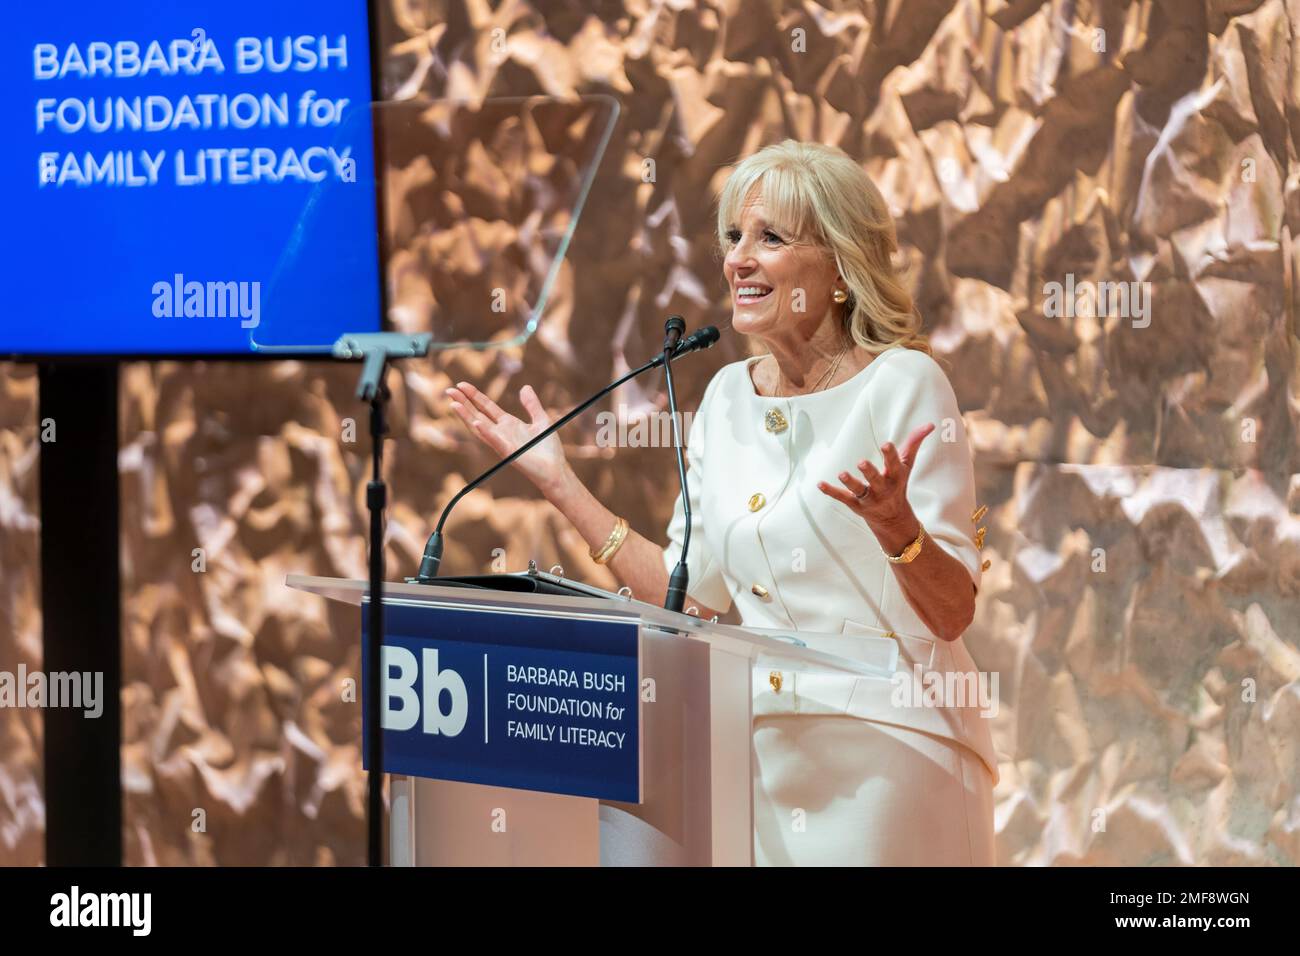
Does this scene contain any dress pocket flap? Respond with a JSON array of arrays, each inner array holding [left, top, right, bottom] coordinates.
[[841, 618, 935, 669]]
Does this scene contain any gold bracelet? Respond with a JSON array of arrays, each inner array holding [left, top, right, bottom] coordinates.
[[592, 517, 628, 565], [883, 525, 926, 564], [591, 516, 629, 565]]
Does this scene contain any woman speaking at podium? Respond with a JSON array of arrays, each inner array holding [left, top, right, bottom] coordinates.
[[446, 140, 998, 866]]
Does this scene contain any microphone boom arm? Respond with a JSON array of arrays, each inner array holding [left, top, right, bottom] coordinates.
[[412, 327, 717, 585], [434, 356, 656, 539]]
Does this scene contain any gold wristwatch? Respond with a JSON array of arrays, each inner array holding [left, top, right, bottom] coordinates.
[[883, 525, 926, 564]]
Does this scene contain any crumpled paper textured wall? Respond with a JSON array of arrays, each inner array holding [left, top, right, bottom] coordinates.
[[3, 0, 1299, 865], [0, 366, 41, 865]]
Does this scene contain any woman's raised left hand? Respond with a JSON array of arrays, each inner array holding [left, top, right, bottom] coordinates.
[[817, 421, 933, 550]]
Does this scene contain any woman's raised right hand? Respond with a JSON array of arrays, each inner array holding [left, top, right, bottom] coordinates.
[[445, 381, 571, 495]]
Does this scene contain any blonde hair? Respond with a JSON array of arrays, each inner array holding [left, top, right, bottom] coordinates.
[[716, 140, 930, 356]]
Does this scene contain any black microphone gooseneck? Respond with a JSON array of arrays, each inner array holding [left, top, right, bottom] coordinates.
[[414, 325, 719, 584], [661, 316, 692, 613]]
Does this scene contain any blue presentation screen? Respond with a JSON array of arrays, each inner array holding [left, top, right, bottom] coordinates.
[[0, 0, 381, 356]]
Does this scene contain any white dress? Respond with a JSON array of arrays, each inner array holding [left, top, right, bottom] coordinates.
[[662, 346, 999, 865]]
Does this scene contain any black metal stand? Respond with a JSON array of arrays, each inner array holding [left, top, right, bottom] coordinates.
[[38, 361, 122, 866], [334, 331, 430, 868], [365, 384, 388, 868]]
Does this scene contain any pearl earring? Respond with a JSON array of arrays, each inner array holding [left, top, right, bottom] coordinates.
[[832, 288, 848, 304]]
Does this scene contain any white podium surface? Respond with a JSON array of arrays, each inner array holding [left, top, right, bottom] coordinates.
[[289, 573, 893, 866]]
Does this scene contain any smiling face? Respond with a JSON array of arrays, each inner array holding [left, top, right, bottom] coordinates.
[[723, 190, 842, 340]]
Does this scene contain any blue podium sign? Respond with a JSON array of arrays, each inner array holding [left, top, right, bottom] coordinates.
[[362, 601, 641, 803]]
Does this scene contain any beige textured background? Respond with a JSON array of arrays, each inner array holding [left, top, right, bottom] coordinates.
[[3, 0, 1299, 865]]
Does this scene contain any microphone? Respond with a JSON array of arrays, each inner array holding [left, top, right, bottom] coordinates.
[[669, 324, 717, 356], [660, 317, 691, 613], [663, 315, 685, 352], [414, 325, 720, 584]]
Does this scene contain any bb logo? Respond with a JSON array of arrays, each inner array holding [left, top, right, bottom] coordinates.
[[382, 646, 468, 736]]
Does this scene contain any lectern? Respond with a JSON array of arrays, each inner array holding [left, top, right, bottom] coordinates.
[[289, 571, 894, 866]]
